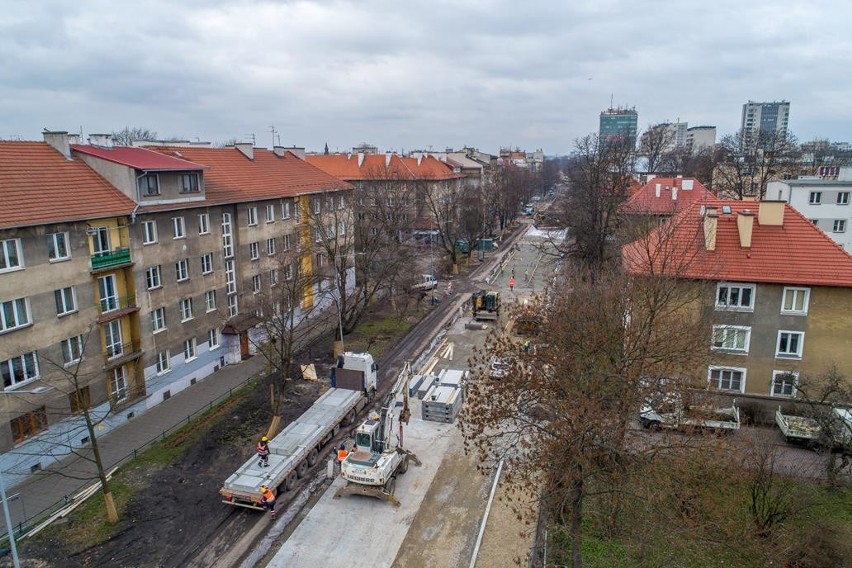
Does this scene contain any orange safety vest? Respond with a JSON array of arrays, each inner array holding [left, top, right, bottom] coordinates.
[[260, 487, 275, 502], [257, 442, 270, 456], [337, 448, 348, 462]]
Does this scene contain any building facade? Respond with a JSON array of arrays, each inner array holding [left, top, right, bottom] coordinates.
[[685, 126, 716, 154], [741, 100, 791, 139], [599, 107, 638, 148]]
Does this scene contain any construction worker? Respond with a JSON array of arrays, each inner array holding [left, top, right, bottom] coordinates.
[[257, 436, 270, 468], [259, 485, 276, 517], [337, 443, 349, 464], [509, 277, 515, 291], [524, 340, 531, 354]]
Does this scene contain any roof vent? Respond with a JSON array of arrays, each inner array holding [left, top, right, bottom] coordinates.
[[88, 133, 114, 148]]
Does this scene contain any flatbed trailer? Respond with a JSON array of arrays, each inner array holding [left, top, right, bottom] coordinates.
[[775, 407, 821, 444]]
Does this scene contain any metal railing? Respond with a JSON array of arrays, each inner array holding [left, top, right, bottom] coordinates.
[[90, 248, 131, 271]]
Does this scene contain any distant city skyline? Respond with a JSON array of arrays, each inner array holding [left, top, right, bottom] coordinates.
[[2, 1, 851, 155]]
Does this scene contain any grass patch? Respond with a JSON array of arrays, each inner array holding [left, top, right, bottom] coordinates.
[[345, 313, 417, 357]]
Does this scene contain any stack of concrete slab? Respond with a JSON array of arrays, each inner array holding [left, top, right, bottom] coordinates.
[[415, 374, 437, 400], [421, 385, 463, 423]]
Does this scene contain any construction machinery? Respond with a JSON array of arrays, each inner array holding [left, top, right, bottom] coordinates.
[[336, 361, 420, 505], [471, 290, 500, 321]]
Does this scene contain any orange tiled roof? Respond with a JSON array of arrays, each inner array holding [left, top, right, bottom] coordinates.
[[621, 177, 714, 216], [72, 144, 205, 171], [623, 199, 852, 287], [145, 147, 353, 204], [0, 141, 136, 229], [307, 153, 461, 181]]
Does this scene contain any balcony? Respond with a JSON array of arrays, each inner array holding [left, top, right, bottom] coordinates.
[[96, 294, 139, 324], [91, 248, 132, 272], [103, 339, 143, 369]]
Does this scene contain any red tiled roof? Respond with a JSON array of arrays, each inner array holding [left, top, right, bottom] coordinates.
[[72, 144, 206, 171], [621, 177, 714, 216], [306, 153, 461, 181], [144, 147, 353, 205], [0, 142, 136, 229], [623, 199, 852, 287]]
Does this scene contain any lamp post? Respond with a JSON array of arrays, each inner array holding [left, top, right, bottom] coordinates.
[[333, 271, 345, 357]]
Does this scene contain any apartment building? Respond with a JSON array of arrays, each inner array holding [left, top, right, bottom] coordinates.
[[624, 199, 852, 400]]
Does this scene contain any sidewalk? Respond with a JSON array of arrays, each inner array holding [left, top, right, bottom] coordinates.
[[4, 353, 267, 534]]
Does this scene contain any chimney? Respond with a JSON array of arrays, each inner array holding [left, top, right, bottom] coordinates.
[[235, 142, 254, 160], [758, 200, 785, 226], [288, 146, 305, 160], [88, 133, 113, 147], [43, 131, 71, 159], [357, 153, 365, 167], [273, 146, 286, 158], [737, 210, 755, 248], [703, 207, 718, 251], [672, 187, 678, 200], [385, 152, 392, 168], [655, 183, 661, 198]]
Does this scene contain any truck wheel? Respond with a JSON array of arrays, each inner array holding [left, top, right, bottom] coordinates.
[[297, 459, 309, 478], [648, 421, 661, 432], [345, 410, 356, 425], [398, 455, 409, 474], [285, 471, 298, 492], [333, 424, 340, 436], [307, 448, 319, 467], [384, 477, 396, 496]]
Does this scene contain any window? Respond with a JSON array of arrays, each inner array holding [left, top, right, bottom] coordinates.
[[69, 386, 91, 414], [2, 352, 39, 388], [54, 286, 77, 316], [312, 197, 321, 214], [1, 298, 31, 332], [227, 294, 238, 317], [282, 233, 293, 251], [283, 263, 294, 281], [110, 366, 129, 403], [152, 307, 166, 332], [225, 260, 236, 294], [222, 213, 233, 258], [252, 274, 262, 294], [266, 204, 275, 223], [247, 207, 258, 226], [716, 283, 755, 311], [811, 219, 819, 226], [61, 335, 84, 366], [179, 298, 193, 321], [173, 217, 186, 239], [708, 366, 745, 392], [156, 351, 171, 375], [138, 174, 160, 196], [179, 173, 200, 193], [777, 331, 804, 359], [833, 219, 846, 233], [201, 253, 213, 274], [294, 200, 302, 223], [205, 290, 217, 312], [47, 232, 70, 261], [282, 200, 291, 219], [250, 242, 260, 260], [91, 226, 110, 256], [10, 406, 47, 443], [314, 228, 322, 243], [198, 213, 210, 235], [143, 221, 158, 244], [266, 238, 276, 256], [208, 328, 220, 349], [711, 326, 751, 353], [771, 371, 798, 397], [97, 274, 119, 313], [809, 191, 822, 205], [0, 239, 23, 272], [315, 252, 326, 268], [782, 287, 810, 315], [269, 269, 279, 286], [103, 320, 123, 359], [183, 337, 197, 361], [176, 258, 189, 281], [336, 194, 344, 210], [837, 192, 849, 205], [146, 265, 162, 289]]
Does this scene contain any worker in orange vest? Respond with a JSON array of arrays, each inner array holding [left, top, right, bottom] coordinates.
[[257, 436, 270, 468], [259, 485, 276, 517], [337, 443, 349, 464], [509, 277, 515, 291]]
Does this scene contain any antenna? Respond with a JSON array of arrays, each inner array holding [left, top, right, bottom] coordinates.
[[610, 93, 614, 110], [269, 124, 276, 148]]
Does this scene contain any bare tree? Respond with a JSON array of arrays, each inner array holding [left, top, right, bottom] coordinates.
[[713, 129, 799, 200], [111, 126, 158, 146], [640, 123, 677, 174], [422, 175, 466, 274]]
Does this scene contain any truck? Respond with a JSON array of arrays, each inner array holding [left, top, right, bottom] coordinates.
[[639, 397, 741, 432], [219, 352, 378, 510], [471, 290, 500, 321], [411, 274, 438, 293], [336, 361, 420, 505], [775, 406, 821, 445]]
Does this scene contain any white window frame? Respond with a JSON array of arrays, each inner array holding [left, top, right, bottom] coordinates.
[[156, 350, 171, 375], [142, 221, 158, 244], [314, 228, 322, 243], [269, 269, 279, 286], [708, 366, 746, 393], [771, 370, 798, 397], [837, 192, 849, 205], [715, 283, 755, 311], [0, 298, 31, 333], [247, 207, 258, 226], [198, 213, 210, 235], [110, 366, 129, 403], [250, 242, 260, 260], [61, 335, 84, 366], [178, 173, 200, 193], [152, 307, 166, 333], [809, 191, 822, 205], [138, 173, 160, 196], [711, 325, 751, 354], [227, 294, 238, 317], [312, 197, 321, 214], [252, 274, 262, 294], [47, 232, 71, 261], [282, 233, 292, 251], [146, 265, 162, 290], [781, 287, 810, 315], [2, 352, 40, 389], [201, 253, 213, 275], [208, 328, 220, 350], [222, 213, 233, 258], [103, 320, 124, 360], [225, 260, 236, 294], [266, 238, 276, 256], [282, 200, 291, 219], [54, 286, 77, 316], [176, 258, 189, 282], [833, 219, 846, 233], [0, 239, 23, 273], [173, 217, 186, 239], [284, 263, 294, 281], [205, 290, 217, 312], [266, 204, 275, 223], [776, 330, 804, 359], [179, 298, 193, 322], [183, 337, 197, 362]]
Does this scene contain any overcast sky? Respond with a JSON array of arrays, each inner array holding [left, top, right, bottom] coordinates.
[[2, 1, 850, 155]]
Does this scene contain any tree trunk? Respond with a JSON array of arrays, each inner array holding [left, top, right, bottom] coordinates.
[[103, 490, 118, 524], [570, 477, 584, 568]]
